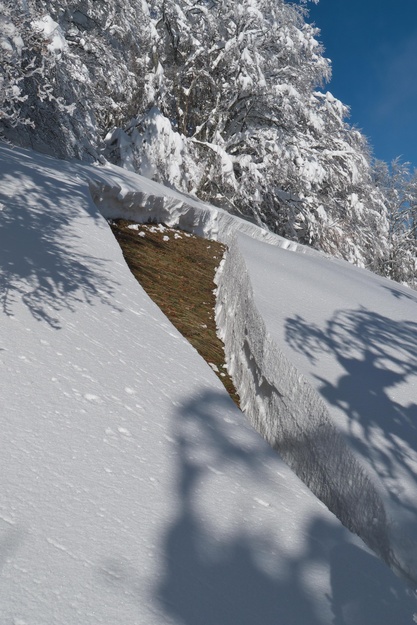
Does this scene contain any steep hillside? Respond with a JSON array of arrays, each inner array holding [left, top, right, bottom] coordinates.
[[1, 141, 417, 625]]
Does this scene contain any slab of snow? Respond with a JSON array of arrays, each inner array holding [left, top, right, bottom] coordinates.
[[237, 232, 417, 579], [86, 156, 321, 254], [0, 144, 416, 623]]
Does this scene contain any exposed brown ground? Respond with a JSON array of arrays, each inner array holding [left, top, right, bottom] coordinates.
[[109, 219, 240, 406]]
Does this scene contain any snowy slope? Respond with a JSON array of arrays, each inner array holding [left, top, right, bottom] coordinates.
[[0, 144, 416, 623], [237, 234, 417, 576]]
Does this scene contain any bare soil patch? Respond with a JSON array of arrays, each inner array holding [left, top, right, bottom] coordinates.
[[109, 219, 240, 406]]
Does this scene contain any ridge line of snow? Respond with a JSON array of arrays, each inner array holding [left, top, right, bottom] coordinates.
[[87, 166, 325, 256]]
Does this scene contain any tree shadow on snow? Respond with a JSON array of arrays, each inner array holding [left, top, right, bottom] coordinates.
[[382, 284, 417, 304], [285, 308, 417, 512], [153, 390, 416, 625], [0, 144, 119, 328]]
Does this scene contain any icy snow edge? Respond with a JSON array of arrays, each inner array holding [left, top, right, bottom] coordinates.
[[88, 168, 322, 254], [214, 237, 397, 566]]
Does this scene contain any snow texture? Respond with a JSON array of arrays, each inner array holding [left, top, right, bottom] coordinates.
[[237, 234, 417, 580], [1, 143, 417, 623], [214, 236, 392, 563]]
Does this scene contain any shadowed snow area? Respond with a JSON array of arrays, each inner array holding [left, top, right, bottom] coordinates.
[[0, 147, 118, 328], [0, 144, 416, 623]]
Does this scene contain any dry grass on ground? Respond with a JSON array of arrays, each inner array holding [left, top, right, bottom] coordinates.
[[109, 219, 240, 406]]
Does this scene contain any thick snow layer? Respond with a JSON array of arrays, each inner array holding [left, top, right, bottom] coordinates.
[[1, 144, 416, 623], [87, 157, 322, 254], [237, 233, 417, 580], [214, 236, 393, 565]]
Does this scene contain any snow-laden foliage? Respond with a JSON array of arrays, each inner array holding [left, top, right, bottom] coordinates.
[[0, 0, 415, 286], [0, 0, 151, 158], [373, 159, 417, 288], [104, 0, 392, 273]]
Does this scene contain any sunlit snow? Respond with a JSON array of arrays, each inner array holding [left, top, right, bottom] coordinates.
[[1, 144, 416, 623]]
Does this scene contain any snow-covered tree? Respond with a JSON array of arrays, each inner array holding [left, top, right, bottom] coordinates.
[[107, 0, 332, 216], [105, 0, 392, 275], [373, 158, 417, 287], [0, 4, 55, 131], [2, 0, 414, 287], [0, 0, 151, 159]]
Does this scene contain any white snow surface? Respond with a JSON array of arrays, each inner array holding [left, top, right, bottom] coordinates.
[[1, 144, 417, 623], [236, 234, 417, 574]]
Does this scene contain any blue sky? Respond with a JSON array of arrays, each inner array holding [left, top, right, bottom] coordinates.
[[307, 0, 417, 169]]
